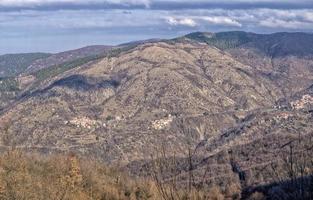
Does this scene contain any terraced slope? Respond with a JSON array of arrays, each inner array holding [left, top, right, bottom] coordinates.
[[0, 41, 282, 159], [0, 32, 312, 189]]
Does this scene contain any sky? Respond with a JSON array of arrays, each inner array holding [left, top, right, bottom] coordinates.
[[1, 0, 313, 54]]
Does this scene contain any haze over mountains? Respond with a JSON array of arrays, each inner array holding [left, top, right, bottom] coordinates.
[[0, 31, 312, 195]]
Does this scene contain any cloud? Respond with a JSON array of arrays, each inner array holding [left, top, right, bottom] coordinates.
[[166, 15, 241, 28], [171, 8, 313, 30], [1, 0, 313, 11], [198, 16, 242, 27], [2, 8, 313, 31], [0, 0, 152, 10], [259, 18, 313, 29], [0, 0, 151, 6], [303, 12, 313, 22], [2, 7, 313, 31], [0, 9, 163, 29], [1, 1, 313, 54], [247, 9, 313, 29], [166, 17, 197, 27]]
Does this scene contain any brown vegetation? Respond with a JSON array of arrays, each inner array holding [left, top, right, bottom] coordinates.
[[0, 143, 312, 200], [0, 150, 230, 200], [0, 150, 156, 200]]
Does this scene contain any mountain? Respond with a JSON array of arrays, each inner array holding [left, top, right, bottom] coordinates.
[[184, 32, 313, 97], [184, 31, 313, 57], [0, 32, 312, 191], [118, 38, 163, 47], [0, 45, 118, 111], [25, 45, 113, 73], [0, 53, 51, 77]]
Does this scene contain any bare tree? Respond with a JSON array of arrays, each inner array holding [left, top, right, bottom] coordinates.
[[267, 133, 313, 200]]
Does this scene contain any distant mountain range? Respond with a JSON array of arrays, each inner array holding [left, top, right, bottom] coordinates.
[[0, 39, 163, 78], [0, 31, 312, 191], [0, 45, 113, 78], [184, 31, 313, 57]]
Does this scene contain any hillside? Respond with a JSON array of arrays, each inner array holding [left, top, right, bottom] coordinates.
[[0, 53, 51, 77], [0, 45, 118, 111], [0, 41, 283, 159], [0, 32, 312, 195], [184, 32, 313, 96], [184, 31, 313, 57], [25, 45, 113, 73]]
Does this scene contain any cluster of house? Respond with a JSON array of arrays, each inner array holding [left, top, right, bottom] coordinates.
[[65, 117, 104, 129], [152, 114, 174, 130], [291, 95, 313, 110]]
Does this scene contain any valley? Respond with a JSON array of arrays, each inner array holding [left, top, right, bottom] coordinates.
[[0, 31, 312, 199]]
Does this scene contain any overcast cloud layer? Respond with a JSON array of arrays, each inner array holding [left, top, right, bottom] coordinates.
[[1, 0, 313, 54]]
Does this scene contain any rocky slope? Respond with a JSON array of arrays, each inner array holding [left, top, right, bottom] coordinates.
[[184, 32, 313, 96], [0, 32, 312, 189]]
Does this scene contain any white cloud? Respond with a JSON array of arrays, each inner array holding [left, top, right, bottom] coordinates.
[[245, 9, 313, 29], [259, 18, 313, 29], [1, 3, 313, 35], [173, 8, 313, 30], [198, 16, 242, 27], [303, 12, 313, 22], [166, 17, 197, 27], [166, 15, 241, 27]]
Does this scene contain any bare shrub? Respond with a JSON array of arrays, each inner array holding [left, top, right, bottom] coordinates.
[[0, 150, 157, 200], [150, 144, 226, 200], [265, 133, 313, 200], [247, 192, 265, 200]]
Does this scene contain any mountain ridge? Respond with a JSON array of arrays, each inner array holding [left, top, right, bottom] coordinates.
[[0, 31, 312, 190], [183, 31, 313, 57]]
